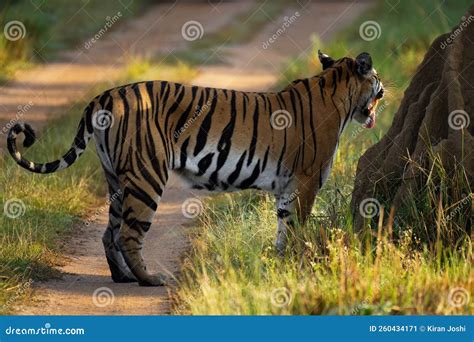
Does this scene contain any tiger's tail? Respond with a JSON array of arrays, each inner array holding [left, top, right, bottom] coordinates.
[[7, 110, 93, 174]]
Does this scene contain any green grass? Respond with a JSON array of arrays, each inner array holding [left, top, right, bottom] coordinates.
[[122, 56, 199, 84], [175, 193, 472, 315], [0, 0, 150, 82], [174, 0, 473, 315], [0, 99, 103, 313]]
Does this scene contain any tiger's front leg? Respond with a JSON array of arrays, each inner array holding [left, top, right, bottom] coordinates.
[[275, 178, 318, 255], [275, 193, 297, 256]]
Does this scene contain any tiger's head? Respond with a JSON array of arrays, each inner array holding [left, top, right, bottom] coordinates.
[[318, 50, 384, 129]]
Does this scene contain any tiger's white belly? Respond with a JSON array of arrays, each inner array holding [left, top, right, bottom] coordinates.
[[176, 148, 286, 193]]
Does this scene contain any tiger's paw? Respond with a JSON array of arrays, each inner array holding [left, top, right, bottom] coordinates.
[[108, 262, 137, 283], [112, 274, 137, 283], [137, 273, 170, 287]]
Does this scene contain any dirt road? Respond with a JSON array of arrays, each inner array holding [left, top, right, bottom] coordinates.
[[8, 1, 371, 314]]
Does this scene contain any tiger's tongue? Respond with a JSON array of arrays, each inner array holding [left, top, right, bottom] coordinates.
[[364, 113, 376, 129]]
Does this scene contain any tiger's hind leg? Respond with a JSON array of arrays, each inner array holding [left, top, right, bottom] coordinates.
[[117, 171, 169, 286], [102, 180, 137, 283]]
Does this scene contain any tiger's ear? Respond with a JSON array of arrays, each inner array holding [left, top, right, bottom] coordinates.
[[318, 50, 334, 70], [355, 52, 373, 76]]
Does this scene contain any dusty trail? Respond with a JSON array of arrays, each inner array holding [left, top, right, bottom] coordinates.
[[8, 1, 371, 314]]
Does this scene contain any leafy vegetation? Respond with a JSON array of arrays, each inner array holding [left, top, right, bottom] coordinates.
[[175, 0, 473, 315]]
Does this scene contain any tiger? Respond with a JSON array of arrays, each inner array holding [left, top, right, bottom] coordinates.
[[7, 51, 384, 286]]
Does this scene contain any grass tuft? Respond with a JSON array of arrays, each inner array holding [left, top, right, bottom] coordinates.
[[0, 99, 102, 312], [175, 193, 472, 315]]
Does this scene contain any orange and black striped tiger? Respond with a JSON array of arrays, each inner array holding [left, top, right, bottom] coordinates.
[[8, 51, 384, 286]]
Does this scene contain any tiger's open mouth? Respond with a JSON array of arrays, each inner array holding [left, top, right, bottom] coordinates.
[[363, 98, 379, 129], [362, 87, 384, 129]]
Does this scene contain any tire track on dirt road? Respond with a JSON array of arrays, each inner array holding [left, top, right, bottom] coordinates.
[[10, 1, 372, 314]]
